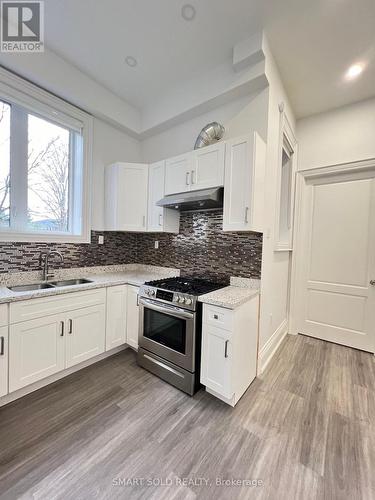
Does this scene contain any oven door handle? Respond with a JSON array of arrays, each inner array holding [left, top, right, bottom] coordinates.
[[139, 298, 194, 319]]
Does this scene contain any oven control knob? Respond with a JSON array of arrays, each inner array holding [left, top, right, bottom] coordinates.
[[173, 295, 179, 302], [145, 289, 150, 296], [185, 298, 192, 305], [149, 289, 156, 297], [179, 296, 186, 304]]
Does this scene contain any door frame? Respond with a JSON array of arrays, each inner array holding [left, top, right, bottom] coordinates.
[[289, 158, 375, 345]]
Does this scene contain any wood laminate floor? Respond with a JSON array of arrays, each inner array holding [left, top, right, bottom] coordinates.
[[0, 334, 374, 500]]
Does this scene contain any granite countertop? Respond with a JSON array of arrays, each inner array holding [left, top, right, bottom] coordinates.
[[198, 277, 260, 310], [0, 265, 179, 304]]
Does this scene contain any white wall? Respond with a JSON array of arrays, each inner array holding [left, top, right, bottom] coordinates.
[[297, 97, 375, 170], [91, 119, 141, 230], [141, 90, 269, 163], [257, 41, 296, 369]]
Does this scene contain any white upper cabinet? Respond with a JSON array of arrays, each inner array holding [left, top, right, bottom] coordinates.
[[164, 143, 225, 196], [165, 153, 193, 195], [148, 161, 180, 233], [223, 132, 266, 232], [105, 163, 149, 232], [191, 142, 225, 191]]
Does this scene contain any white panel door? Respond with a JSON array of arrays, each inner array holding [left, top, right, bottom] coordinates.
[[0, 326, 8, 397], [165, 153, 193, 195], [298, 175, 375, 352], [201, 325, 233, 398], [106, 286, 127, 351], [127, 285, 140, 349], [9, 314, 65, 392], [66, 305, 106, 368], [191, 142, 225, 191]]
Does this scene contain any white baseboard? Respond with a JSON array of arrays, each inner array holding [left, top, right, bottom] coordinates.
[[0, 344, 128, 408], [258, 319, 288, 374]]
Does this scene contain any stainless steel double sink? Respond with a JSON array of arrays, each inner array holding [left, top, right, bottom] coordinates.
[[7, 278, 93, 293]]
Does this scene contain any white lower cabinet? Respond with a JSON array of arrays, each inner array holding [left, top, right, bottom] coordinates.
[[8, 290, 106, 393], [126, 285, 140, 349], [201, 325, 232, 398], [0, 326, 9, 397], [106, 285, 127, 351], [65, 305, 106, 368], [200, 297, 259, 406], [9, 314, 66, 392]]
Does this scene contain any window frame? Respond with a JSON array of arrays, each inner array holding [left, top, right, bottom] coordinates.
[[0, 67, 92, 243], [275, 106, 298, 252]]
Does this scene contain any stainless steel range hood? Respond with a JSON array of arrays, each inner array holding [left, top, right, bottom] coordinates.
[[157, 187, 223, 211]]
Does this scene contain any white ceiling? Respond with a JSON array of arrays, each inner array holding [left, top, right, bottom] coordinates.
[[45, 0, 375, 119]]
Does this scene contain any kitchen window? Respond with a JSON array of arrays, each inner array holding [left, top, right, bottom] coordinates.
[[0, 68, 92, 242]]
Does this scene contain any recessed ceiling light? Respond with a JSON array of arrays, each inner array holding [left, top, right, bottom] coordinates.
[[345, 63, 364, 80], [125, 56, 138, 68], [181, 4, 196, 21]]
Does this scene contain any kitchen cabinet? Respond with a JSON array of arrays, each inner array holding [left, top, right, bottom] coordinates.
[[106, 285, 127, 351], [147, 160, 180, 233], [165, 153, 193, 195], [105, 162, 148, 231], [200, 297, 259, 407], [223, 132, 266, 232], [9, 314, 66, 392], [65, 304, 106, 368], [0, 326, 8, 397], [164, 143, 225, 196], [9, 290, 106, 392], [127, 285, 140, 349], [190, 142, 225, 191]]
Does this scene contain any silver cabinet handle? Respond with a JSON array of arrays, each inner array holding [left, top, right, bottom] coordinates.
[[213, 314, 219, 320], [0, 336, 4, 356], [370, 280, 375, 286], [68, 319, 73, 334], [191, 170, 195, 184], [59, 321, 64, 337], [159, 213, 163, 226], [186, 172, 190, 185], [137, 293, 139, 306], [244, 206, 249, 224], [142, 215, 146, 227], [224, 340, 229, 358]]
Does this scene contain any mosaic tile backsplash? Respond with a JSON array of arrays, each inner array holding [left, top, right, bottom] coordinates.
[[0, 211, 262, 281], [137, 211, 262, 282]]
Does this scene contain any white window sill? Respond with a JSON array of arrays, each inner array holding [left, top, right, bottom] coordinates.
[[0, 231, 91, 244]]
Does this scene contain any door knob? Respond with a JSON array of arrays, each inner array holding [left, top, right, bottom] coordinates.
[[370, 280, 375, 286]]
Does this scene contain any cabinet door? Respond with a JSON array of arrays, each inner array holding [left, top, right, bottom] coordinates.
[[0, 326, 8, 397], [201, 325, 233, 398], [106, 286, 127, 351], [191, 142, 225, 191], [105, 163, 148, 231], [165, 153, 193, 195], [148, 161, 165, 231], [127, 285, 140, 349], [223, 134, 254, 231], [66, 305, 106, 368], [9, 314, 65, 392], [223, 133, 266, 232]]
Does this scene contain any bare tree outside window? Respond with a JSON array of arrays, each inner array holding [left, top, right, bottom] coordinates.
[[28, 115, 70, 232], [0, 101, 11, 226]]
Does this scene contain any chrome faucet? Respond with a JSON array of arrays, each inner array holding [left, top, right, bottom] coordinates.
[[39, 250, 64, 281]]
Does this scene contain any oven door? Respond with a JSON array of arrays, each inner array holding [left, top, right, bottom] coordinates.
[[139, 297, 196, 372]]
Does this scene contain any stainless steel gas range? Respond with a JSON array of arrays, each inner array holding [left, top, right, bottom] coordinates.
[[137, 277, 226, 395]]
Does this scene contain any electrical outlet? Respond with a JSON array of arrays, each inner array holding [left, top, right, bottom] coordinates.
[[98, 235, 104, 245], [154, 240, 159, 249]]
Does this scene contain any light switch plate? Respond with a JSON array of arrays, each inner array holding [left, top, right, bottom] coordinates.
[[154, 240, 159, 249], [98, 235, 104, 245]]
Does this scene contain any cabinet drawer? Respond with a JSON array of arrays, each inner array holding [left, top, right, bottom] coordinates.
[[0, 304, 8, 327], [10, 288, 106, 324], [203, 304, 233, 331]]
